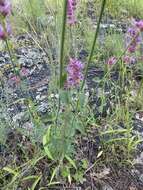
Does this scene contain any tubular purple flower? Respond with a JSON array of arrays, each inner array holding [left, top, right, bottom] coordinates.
[[107, 57, 116, 66], [0, 0, 11, 17], [67, 0, 77, 25], [0, 22, 11, 40], [135, 20, 143, 31], [20, 67, 29, 77], [128, 44, 136, 53], [66, 58, 84, 87], [123, 55, 131, 64], [123, 55, 136, 64], [9, 75, 20, 86]]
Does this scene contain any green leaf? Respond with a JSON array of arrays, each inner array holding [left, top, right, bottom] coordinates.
[[74, 171, 86, 184], [22, 175, 39, 181], [79, 92, 85, 108], [31, 175, 42, 190], [44, 146, 54, 160], [43, 126, 54, 160], [61, 166, 70, 178], [81, 159, 88, 169], [101, 129, 130, 135], [65, 155, 77, 170], [73, 119, 84, 134], [3, 167, 18, 176], [49, 166, 59, 185], [60, 90, 69, 104]]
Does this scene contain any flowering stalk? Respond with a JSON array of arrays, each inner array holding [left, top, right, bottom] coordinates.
[[59, 0, 68, 88], [81, 0, 106, 90], [67, 0, 77, 25], [126, 26, 141, 53], [103, 30, 141, 80], [5, 39, 18, 75], [66, 58, 84, 88]]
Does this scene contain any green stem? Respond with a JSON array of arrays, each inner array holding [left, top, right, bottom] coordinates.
[[59, 0, 68, 88], [81, 0, 106, 90], [28, 0, 35, 23], [5, 39, 17, 76], [137, 79, 143, 98]]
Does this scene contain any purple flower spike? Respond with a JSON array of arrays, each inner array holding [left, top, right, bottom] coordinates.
[[67, 0, 77, 25], [126, 24, 141, 54], [66, 58, 84, 88], [0, 0, 11, 17]]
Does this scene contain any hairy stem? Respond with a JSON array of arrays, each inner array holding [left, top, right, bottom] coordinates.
[[59, 0, 68, 88], [81, 0, 107, 90]]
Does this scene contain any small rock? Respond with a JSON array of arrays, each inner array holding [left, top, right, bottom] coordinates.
[[134, 152, 143, 165], [37, 86, 48, 92], [140, 174, 143, 183], [12, 112, 30, 124], [37, 102, 48, 113], [22, 122, 33, 131], [36, 94, 47, 101]]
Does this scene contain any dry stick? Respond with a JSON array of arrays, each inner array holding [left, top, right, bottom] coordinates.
[[81, 0, 107, 90]]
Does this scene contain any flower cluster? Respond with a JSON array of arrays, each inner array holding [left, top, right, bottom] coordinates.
[[0, 0, 11, 40], [126, 20, 143, 54], [67, 0, 77, 25], [122, 55, 136, 64], [122, 19, 143, 64], [106, 19, 143, 66], [66, 58, 84, 87]]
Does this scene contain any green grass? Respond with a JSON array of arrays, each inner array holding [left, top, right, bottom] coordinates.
[[0, 0, 143, 189]]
